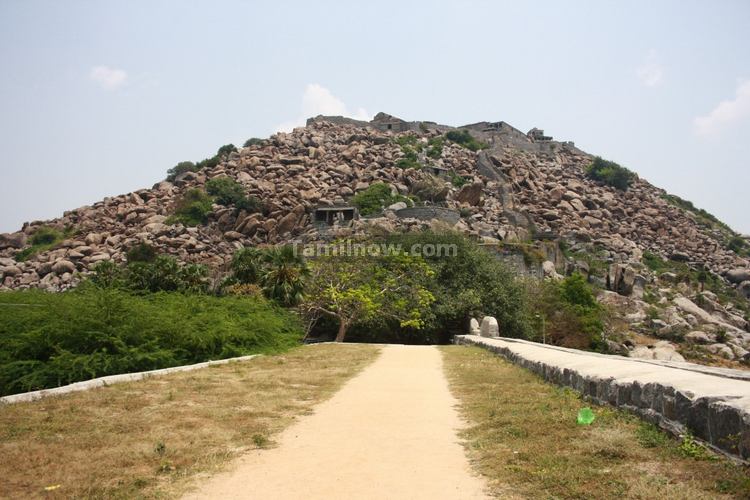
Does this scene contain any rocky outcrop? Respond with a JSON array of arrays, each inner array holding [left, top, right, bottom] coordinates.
[[1, 114, 748, 304]]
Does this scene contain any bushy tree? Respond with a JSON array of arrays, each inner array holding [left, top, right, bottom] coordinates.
[[206, 176, 260, 212], [301, 253, 435, 342], [727, 236, 749, 256], [243, 137, 264, 147], [90, 255, 209, 294], [379, 231, 530, 343], [126, 242, 157, 263], [216, 144, 237, 157], [585, 157, 635, 191], [525, 273, 605, 350], [166, 161, 198, 182], [229, 247, 265, 285], [227, 245, 309, 306], [260, 246, 309, 306], [167, 189, 213, 226]]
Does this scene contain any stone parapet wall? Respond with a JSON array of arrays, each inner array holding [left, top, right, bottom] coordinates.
[[455, 334, 750, 461]]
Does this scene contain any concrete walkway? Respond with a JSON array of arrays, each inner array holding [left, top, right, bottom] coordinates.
[[457, 335, 750, 460], [184, 345, 488, 500]]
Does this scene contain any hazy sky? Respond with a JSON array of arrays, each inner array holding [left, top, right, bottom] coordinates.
[[1, 1, 749, 233]]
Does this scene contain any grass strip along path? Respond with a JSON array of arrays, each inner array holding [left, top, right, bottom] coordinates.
[[440, 345, 750, 499], [0, 344, 379, 499]]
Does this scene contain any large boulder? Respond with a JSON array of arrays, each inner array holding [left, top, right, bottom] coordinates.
[[454, 181, 484, 206], [143, 223, 170, 236], [469, 318, 480, 335], [276, 205, 306, 235], [673, 296, 714, 323], [607, 263, 636, 296], [631, 341, 685, 362], [726, 269, 750, 284], [479, 316, 499, 338], [542, 260, 562, 280], [84, 232, 104, 245], [0, 232, 27, 250], [52, 260, 76, 275], [652, 341, 686, 362], [0, 265, 22, 279]]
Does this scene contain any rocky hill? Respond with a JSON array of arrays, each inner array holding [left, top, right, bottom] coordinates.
[[1, 112, 749, 366]]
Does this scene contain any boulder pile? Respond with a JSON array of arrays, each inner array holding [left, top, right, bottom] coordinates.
[[1, 114, 748, 367]]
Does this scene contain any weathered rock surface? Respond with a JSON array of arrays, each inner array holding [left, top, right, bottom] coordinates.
[[479, 316, 499, 338]]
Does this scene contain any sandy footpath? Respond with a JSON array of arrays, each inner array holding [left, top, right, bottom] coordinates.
[[183, 345, 489, 499]]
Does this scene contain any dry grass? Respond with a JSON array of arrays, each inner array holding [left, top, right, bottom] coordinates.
[[441, 345, 750, 499], [0, 344, 380, 499]]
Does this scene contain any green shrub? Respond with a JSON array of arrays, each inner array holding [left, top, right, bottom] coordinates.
[[91, 255, 208, 294], [124, 256, 209, 294], [216, 144, 237, 158], [126, 242, 157, 263], [228, 247, 264, 285], [643, 251, 668, 272], [394, 135, 419, 148], [30, 227, 61, 246], [560, 272, 598, 309], [88, 261, 124, 289], [166, 161, 198, 182], [526, 273, 605, 350], [351, 183, 410, 216], [636, 422, 671, 448], [677, 432, 716, 460], [727, 236, 749, 256], [393, 135, 422, 169], [15, 226, 70, 262], [585, 157, 635, 191], [243, 137, 264, 147], [166, 144, 237, 183], [167, 188, 213, 226], [445, 130, 488, 151], [227, 246, 309, 306], [450, 172, 468, 188], [0, 288, 302, 396], [426, 137, 444, 159], [206, 176, 260, 212], [396, 147, 421, 169], [195, 156, 220, 171]]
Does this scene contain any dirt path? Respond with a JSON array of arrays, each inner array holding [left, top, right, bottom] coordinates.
[[183, 345, 488, 499]]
